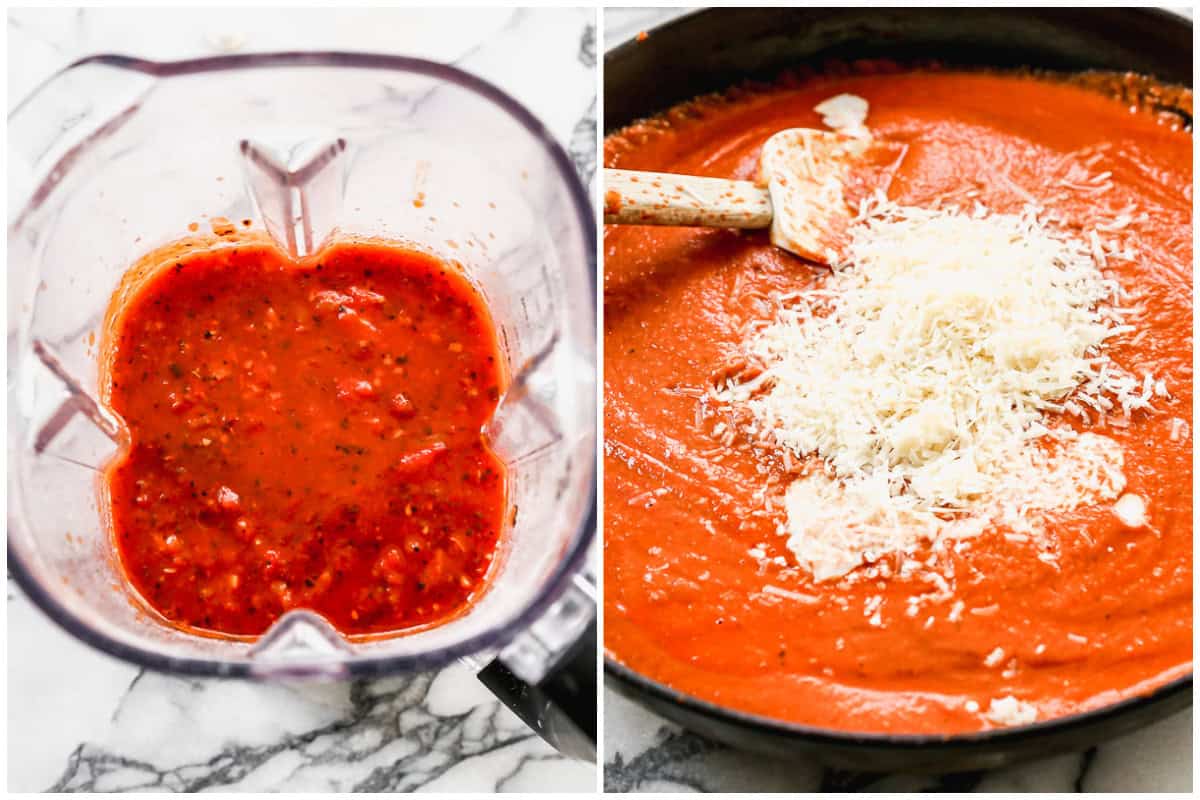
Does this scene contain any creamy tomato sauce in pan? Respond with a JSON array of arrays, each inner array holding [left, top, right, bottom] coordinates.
[[604, 70, 1192, 733]]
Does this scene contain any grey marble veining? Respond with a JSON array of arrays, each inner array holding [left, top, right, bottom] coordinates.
[[569, 22, 598, 189], [600, 6, 1191, 794], [7, 7, 596, 793], [51, 671, 550, 792], [10, 572, 592, 792]]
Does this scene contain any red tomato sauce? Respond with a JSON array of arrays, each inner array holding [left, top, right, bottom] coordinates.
[[604, 70, 1192, 733], [101, 235, 507, 637]]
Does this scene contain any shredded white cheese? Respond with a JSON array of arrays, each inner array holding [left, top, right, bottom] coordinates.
[[814, 93, 870, 138], [716, 196, 1148, 581], [983, 647, 1007, 668], [761, 584, 819, 604], [1114, 493, 1147, 528], [984, 696, 1039, 727]]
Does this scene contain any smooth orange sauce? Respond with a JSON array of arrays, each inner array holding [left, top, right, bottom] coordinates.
[[604, 70, 1192, 733]]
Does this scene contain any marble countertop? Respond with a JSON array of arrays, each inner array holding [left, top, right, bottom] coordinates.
[[7, 7, 596, 793], [601, 6, 1192, 794]]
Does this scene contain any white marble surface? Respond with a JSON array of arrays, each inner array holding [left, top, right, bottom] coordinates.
[[601, 6, 1192, 793], [7, 7, 596, 793]]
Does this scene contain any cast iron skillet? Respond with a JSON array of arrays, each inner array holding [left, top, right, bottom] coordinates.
[[603, 7, 1192, 773]]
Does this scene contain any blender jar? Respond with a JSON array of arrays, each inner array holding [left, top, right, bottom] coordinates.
[[8, 54, 596, 759]]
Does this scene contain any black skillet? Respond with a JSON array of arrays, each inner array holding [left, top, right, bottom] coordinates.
[[603, 7, 1192, 773]]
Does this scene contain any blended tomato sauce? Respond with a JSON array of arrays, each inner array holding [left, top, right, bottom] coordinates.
[[102, 235, 507, 637], [604, 70, 1192, 733]]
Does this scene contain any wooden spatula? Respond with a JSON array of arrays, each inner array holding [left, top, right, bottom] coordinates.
[[603, 128, 904, 265]]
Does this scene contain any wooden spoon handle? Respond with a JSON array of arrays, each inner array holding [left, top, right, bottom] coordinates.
[[603, 168, 773, 228]]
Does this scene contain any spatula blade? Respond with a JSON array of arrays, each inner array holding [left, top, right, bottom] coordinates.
[[760, 129, 906, 266]]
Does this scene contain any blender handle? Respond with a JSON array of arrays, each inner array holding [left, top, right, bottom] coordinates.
[[477, 617, 597, 762]]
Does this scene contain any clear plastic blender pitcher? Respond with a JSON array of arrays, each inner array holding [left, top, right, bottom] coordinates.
[[7, 53, 596, 759]]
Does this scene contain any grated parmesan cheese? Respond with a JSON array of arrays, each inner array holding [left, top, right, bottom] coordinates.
[[716, 196, 1147, 581], [1114, 493, 1147, 528], [983, 647, 1006, 668], [762, 584, 819, 604], [814, 93, 871, 138], [984, 696, 1038, 726]]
